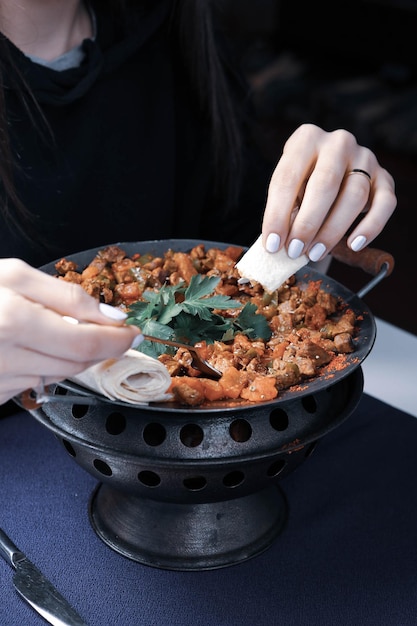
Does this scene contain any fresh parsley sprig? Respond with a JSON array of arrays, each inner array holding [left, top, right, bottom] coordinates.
[[126, 274, 271, 358]]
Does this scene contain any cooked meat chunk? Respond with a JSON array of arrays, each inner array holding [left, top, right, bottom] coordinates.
[[55, 258, 78, 275], [171, 380, 205, 406], [334, 332, 355, 353]]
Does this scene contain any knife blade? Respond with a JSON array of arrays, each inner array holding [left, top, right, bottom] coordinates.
[[0, 528, 87, 626]]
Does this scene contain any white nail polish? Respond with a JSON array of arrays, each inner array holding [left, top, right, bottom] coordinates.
[[130, 334, 144, 349], [288, 238, 304, 259], [351, 235, 367, 252], [308, 242, 326, 263], [62, 315, 79, 325], [99, 302, 128, 320], [265, 233, 280, 254]]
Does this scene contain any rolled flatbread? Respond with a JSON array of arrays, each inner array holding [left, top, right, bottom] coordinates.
[[71, 349, 172, 404], [235, 235, 308, 293]]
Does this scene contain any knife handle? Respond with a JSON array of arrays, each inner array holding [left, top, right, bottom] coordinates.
[[0, 528, 24, 568]]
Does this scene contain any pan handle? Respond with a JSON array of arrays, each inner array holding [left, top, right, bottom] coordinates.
[[330, 237, 395, 299], [331, 237, 395, 277]]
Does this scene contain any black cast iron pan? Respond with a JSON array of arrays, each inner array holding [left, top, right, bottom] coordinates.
[[39, 238, 394, 412]]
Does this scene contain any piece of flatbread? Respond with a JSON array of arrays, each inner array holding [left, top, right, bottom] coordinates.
[[71, 349, 172, 405], [235, 235, 308, 293]]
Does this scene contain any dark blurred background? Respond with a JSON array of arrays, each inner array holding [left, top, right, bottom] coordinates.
[[217, 0, 416, 336]]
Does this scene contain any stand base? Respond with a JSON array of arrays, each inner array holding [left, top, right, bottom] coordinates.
[[89, 483, 288, 571]]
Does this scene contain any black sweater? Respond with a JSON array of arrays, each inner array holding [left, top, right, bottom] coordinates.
[[1, 0, 269, 268]]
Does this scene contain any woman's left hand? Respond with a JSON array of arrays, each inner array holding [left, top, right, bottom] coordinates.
[[261, 124, 397, 262]]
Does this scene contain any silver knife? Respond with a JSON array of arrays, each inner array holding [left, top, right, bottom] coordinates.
[[0, 528, 87, 625]]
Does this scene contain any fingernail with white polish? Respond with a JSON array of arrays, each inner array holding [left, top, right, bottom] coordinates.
[[288, 238, 305, 259], [62, 315, 79, 325], [308, 242, 327, 263], [99, 302, 128, 320], [265, 233, 280, 254], [350, 235, 367, 252], [130, 334, 145, 349]]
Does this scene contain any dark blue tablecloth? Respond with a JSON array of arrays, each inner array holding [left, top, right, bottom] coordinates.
[[1, 393, 417, 626]]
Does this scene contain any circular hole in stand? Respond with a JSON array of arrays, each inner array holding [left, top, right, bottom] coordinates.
[[183, 476, 207, 491], [267, 458, 286, 477], [71, 404, 89, 419], [180, 424, 204, 447], [143, 422, 167, 446], [62, 439, 76, 457], [138, 470, 161, 487], [93, 459, 112, 476], [222, 470, 245, 488], [105, 412, 127, 435], [229, 419, 252, 442], [269, 408, 289, 432], [301, 395, 317, 414]]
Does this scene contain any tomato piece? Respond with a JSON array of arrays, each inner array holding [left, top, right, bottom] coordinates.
[[240, 376, 278, 402]]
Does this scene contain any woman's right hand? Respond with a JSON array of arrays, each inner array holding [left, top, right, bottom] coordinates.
[[261, 124, 397, 261], [0, 258, 142, 405]]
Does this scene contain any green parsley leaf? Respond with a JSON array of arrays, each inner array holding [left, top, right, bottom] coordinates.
[[232, 302, 271, 340], [126, 274, 270, 347]]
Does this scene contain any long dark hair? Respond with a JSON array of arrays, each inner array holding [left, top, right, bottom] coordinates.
[[0, 37, 40, 235], [0, 0, 244, 238], [170, 0, 244, 203]]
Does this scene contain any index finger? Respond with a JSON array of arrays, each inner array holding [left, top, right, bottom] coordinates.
[[262, 126, 324, 249]]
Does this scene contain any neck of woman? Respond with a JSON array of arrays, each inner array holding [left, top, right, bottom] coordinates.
[[0, 0, 93, 60]]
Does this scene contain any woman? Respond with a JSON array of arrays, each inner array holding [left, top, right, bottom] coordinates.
[[0, 0, 396, 407]]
